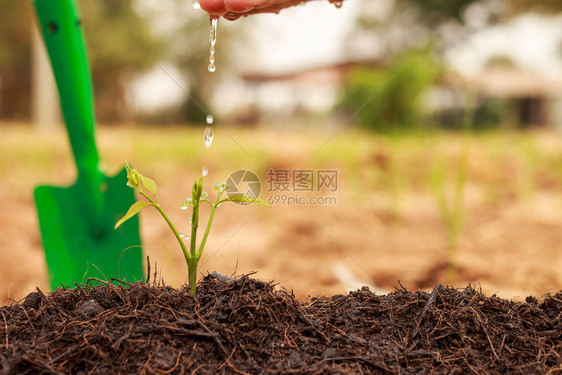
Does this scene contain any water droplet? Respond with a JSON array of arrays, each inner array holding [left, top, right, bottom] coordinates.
[[179, 232, 185, 238], [334, 1, 343, 8], [206, 114, 214, 124], [208, 18, 218, 72], [192, 0, 201, 9], [202, 166, 208, 176], [209, 18, 217, 46], [204, 127, 214, 148], [181, 205, 188, 210]]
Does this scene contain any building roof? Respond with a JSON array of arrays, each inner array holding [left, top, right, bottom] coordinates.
[[462, 67, 562, 98], [241, 60, 380, 85]]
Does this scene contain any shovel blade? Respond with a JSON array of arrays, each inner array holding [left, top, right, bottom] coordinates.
[[35, 168, 143, 290]]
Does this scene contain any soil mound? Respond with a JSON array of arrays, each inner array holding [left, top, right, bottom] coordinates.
[[0, 275, 560, 374]]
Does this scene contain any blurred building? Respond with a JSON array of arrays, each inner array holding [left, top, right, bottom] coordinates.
[[233, 63, 345, 124], [435, 67, 562, 130], [231, 61, 374, 125], [233, 61, 562, 131], [468, 67, 562, 129]]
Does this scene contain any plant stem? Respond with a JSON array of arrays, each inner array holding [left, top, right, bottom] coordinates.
[[188, 260, 198, 295], [139, 190, 191, 265], [197, 202, 218, 258], [190, 201, 199, 260], [187, 204, 199, 295], [186, 180, 203, 295]]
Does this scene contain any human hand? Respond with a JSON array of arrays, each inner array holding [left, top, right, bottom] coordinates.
[[200, 0, 341, 20]]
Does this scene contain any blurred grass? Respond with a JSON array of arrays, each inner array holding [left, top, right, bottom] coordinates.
[[2, 123, 562, 203], [2, 122, 562, 302], [2, 123, 562, 205]]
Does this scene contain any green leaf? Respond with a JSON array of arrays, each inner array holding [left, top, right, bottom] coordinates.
[[181, 198, 193, 209], [214, 182, 231, 194], [220, 194, 271, 206], [115, 201, 148, 229], [142, 175, 158, 195], [125, 162, 141, 189], [196, 178, 203, 197]]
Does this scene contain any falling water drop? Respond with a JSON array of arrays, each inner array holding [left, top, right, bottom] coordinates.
[[192, 0, 201, 9], [208, 17, 218, 72], [206, 114, 214, 124], [179, 232, 185, 238], [210, 18, 217, 46], [202, 166, 208, 176], [203, 127, 214, 148]]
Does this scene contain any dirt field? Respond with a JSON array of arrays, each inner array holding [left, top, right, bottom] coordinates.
[[1, 123, 562, 303], [2, 276, 560, 373]]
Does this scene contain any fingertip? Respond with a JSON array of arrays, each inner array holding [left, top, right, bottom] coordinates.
[[223, 0, 255, 13], [199, 0, 227, 15]]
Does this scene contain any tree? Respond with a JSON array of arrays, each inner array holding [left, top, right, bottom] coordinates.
[[78, 0, 161, 123], [348, 0, 562, 62], [338, 52, 439, 132], [509, 0, 562, 14], [0, 0, 160, 123], [0, 1, 33, 119]]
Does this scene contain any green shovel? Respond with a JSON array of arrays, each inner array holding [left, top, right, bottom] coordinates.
[[32, 0, 143, 290]]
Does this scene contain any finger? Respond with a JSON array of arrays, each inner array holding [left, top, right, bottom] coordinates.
[[223, 0, 256, 13], [199, 0, 228, 15], [223, 0, 290, 13]]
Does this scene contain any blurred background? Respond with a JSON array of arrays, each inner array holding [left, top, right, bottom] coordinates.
[[1, 0, 562, 303]]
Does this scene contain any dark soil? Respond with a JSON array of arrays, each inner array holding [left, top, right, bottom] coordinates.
[[0, 274, 561, 374]]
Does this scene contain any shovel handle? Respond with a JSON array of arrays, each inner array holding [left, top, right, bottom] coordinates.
[[32, 0, 99, 173]]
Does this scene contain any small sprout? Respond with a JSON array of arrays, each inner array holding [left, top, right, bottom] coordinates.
[[116, 163, 269, 295], [125, 162, 142, 189], [115, 201, 148, 230], [214, 182, 230, 194], [181, 198, 193, 209]]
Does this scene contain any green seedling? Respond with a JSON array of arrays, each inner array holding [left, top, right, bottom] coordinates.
[[430, 156, 467, 285], [115, 163, 269, 295], [430, 93, 475, 285]]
